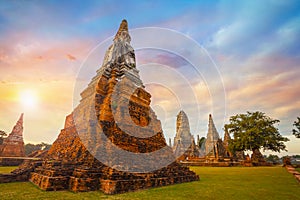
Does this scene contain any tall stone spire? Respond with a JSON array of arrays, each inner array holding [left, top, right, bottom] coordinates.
[[0, 113, 25, 157], [101, 19, 135, 71], [176, 111, 191, 138], [223, 126, 232, 157], [114, 19, 129, 40], [173, 110, 192, 148], [223, 126, 231, 148], [173, 110, 199, 158], [14, 113, 24, 137], [205, 114, 220, 155]]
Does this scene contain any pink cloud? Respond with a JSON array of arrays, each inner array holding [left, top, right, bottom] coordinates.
[[67, 54, 76, 61]]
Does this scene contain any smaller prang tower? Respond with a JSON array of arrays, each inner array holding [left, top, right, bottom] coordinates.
[[172, 110, 199, 160], [0, 113, 25, 157], [204, 114, 227, 160]]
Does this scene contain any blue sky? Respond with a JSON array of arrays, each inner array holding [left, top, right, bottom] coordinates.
[[0, 0, 300, 155]]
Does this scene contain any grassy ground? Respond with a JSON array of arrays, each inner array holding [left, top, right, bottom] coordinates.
[[296, 168, 300, 173], [0, 166, 18, 173], [0, 166, 299, 200]]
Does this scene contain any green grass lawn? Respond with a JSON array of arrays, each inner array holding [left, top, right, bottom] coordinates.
[[0, 166, 18, 174], [0, 166, 299, 200], [296, 168, 300, 173]]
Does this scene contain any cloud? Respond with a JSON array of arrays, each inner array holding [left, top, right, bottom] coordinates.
[[0, 31, 94, 84], [67, 54, 77, 61], [206, 1, 300, 58], [223, 64, 300, 136], [136, 49, 189, 69], [0, 0, 299, 152]]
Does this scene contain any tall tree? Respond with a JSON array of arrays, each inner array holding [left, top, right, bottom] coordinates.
[[197, 136, 206, 148], [265, 154, 280, 164], [24, 142, 52, 156], [292, 117, 300, 138], [0, 130, 7, 145], [225, 111, 289, 162]]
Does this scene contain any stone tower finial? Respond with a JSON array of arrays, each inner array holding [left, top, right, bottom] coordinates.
[[18, 113, 24, 123], [114, 19, 130, 41], [175, 110, 190, 138], [14, 113, 24, 136], [118, 19, 128, 32], [209, 114, 212, 122], [101, 19, 134, 67]]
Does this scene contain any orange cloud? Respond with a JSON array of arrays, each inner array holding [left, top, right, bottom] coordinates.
[[67, 54, 76, 61]]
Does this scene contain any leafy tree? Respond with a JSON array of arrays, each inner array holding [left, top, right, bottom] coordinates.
[[265, 154, 280, 164], [292, 155, 300, 159], [292, 117, 300, 138], [25, 142, 52, 156], [225, 111, 289, 158], [198, 136, 206, 148], [24, 143, 37, 155], [0, 130, 7, 145]]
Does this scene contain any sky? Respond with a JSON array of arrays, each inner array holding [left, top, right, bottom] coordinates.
[[0, 0, 300, 156]]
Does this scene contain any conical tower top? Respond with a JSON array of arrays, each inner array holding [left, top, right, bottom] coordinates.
[[114, 19, 130, 41], [100, 19, 134, 70], [14, 113, 24, 136], [207, 114, 219, 141], [19, 113, 24, 123], [5, 113, 24, 140], [223, 126, 231, 147], [176, 110, 190, 136], [118, 19, 128, 32], [209, 114, 212, 120]]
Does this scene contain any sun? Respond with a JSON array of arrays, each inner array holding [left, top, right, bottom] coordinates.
[[19, 89, 38, 108]]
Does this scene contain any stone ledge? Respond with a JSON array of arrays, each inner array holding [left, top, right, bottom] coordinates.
[[69, 176, 100, 192], [285, 165, 300, 183], [29, 172, 70, 191], [0, 158, 24, 166], [100, 175, 199, 194], [28, 170, 199, 194], [0, 173, 28, 183]]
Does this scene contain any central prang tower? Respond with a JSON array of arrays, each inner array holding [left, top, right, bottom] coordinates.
[[29, 20, 199, 194]]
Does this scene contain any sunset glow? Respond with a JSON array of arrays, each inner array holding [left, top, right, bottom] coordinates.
[[19, 90, 38, 109], [0, 1, 299, 155]]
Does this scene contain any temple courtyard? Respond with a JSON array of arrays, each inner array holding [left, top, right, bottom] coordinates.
[[0, 166, 299, 200]]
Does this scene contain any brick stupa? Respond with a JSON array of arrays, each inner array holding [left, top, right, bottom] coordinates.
[[28, 20, 199, 194], [0, 113, 25, 157], [204, 114, 228, 159], [172, 110, 199, 160]]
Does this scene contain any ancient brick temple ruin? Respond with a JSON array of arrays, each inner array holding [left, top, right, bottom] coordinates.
[[0, 113, 25, 166], [26, 20, 199, 194], [205, 114, 248, 162], [0, 113, 25, 165], [171, 113, 235, 162], [204, 114, 228, 160], [172, 110, 199, 160], [170, 113, 242, 165], [0, 113, 25, 158]]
